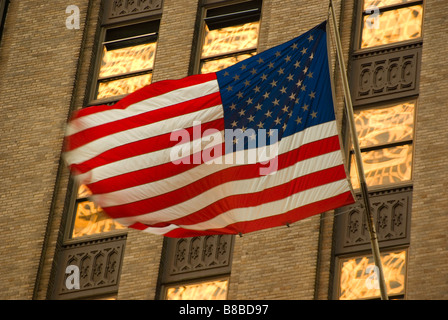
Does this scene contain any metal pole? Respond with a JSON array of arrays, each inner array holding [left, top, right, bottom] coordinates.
[[328, 0, 389, 300]]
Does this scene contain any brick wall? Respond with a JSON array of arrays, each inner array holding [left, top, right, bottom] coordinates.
[[407, 0, 448, 299], [0, 0, 91, 299]]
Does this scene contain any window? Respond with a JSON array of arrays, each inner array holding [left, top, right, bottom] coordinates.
[[349, 100, 415, 189], [68, 15, 161, 240], [360, 0, 423, 49], [92, 20, 160, 103], [198, 0, 262, 74], [337, 249, 407, 300]]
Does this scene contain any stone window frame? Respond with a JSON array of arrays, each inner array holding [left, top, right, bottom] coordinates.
[[87, 1, 162, 106], [193, 0, 262, 75], [91, 20, 159, 103]]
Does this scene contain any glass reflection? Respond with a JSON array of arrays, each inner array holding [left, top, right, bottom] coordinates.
[[201, 53, 255, 74], [361, 5, 423, 48], [339, 250, 406, 300], [97, 73, 152, 100], [166, 280, 228, 300], [354, 102, 414, 148], [201, 22, 259, 59], [100, 42, 156, 78], [351, 145, 413, 189]]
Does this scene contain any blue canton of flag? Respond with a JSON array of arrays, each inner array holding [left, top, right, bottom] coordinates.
[[218, 21, 334, 152]]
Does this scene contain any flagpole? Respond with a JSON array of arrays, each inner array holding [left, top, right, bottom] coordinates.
[[328, 0, 389, 300]]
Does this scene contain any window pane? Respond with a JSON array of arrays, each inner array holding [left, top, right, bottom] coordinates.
[[355, 102, 415, 148], [99, 42, 157, 78], [166, 279, 228, 300], [200, 52, 255, 73], [97, 73, 152, 100], [350, 145, 412, 189], [339, 250, 406, 300], [361, 5, 423, 48], [72, 185, 125, 238], [201, 21, 259, 59], [364, 0, 415, 10]]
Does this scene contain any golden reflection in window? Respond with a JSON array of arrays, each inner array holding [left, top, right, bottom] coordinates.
[[354, 102, 414, 148], [77, 183, 92, 198], [166, 280, 228, 300], [361, 5, 423, 48], [72, 185, 126, 238], [201, 22, 259, 59], [364, 0, 414, 10], [350, 145, 413, 189], [97, 73, 152, 100], [339, 250, 406, 300], [100, 42, 156, 78], [201, 53, 255, 74]]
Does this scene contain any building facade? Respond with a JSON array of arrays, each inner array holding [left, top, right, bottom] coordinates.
[[1, 0, 446, 300]]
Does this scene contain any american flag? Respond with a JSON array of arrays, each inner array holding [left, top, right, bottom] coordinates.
[[64, 21, 354, 238]]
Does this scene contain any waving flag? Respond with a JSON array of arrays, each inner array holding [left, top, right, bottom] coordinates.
[[64, 21, 354, 238]]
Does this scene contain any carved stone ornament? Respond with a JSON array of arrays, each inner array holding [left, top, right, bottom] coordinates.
[[102, 0, 163, 25], [350, 42, 421, 106], [161, 235, 234, 284], [51, 235, 126, 300], [334, 186, 412, 255]]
